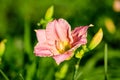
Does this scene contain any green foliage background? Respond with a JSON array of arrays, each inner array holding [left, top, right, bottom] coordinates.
[[0, 0, 120, 80]]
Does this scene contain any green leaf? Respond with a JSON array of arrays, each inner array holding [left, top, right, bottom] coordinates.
[[55, 63, 68, 79]]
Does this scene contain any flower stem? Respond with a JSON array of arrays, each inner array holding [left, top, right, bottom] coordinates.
[[19, 73, 24, 80], [73, 59, 81, 80], [24, 19, 34, 62], [24, 19, 32, 54], [104, 43, 108, 80], [0, 69, 9, 80]]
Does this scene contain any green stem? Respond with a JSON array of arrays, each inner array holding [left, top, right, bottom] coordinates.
[[104, 43, 108, 80], [73, 59, 81, 80], [24, 19, 32, 54], [19, 73, 24, 80], [0, 69, 9, 80]]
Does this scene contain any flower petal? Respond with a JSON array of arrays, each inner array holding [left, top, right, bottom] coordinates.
[[46, 19, 73, 55], [46, 18, 73, 45], [34, 30, 53, 57], [71, 26, 88, 48], [53, 51, 73, 65], [35, 30, 46, 43], [46, 20, 58, 45], [34, 43, 52, 57], [57, 19, 73, 43]]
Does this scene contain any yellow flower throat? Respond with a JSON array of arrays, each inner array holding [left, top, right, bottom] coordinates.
[[55, 41, 71, 53]]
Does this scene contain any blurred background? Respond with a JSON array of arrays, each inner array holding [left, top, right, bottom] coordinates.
[[0, 0, 120, 80]]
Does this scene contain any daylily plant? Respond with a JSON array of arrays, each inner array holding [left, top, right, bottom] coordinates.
[[34, 18, 88, 64]]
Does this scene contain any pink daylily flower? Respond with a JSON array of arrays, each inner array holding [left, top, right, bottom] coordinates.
[[34, 18, 88, 65]]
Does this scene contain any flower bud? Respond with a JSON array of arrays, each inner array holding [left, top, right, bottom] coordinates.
[[113, 0, 120, 12], [75, 49, 84, 59], [88, 28, 103, 50], [105, 18, 116, 34], [45, 5, 54, 20], [0, 39, 7, 57]]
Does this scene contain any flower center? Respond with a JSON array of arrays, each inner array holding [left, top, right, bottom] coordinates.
[[55, 40, 71, 54]]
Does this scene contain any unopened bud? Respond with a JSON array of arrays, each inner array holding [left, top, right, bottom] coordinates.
[[105, 18, 116, 34], [75, 49, 84, 59], [88, 28, 103, 50], [0, 39, 7, 57], [45, 5, 54, 20]]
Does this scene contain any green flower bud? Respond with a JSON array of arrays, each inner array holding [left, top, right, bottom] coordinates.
[[75, 49, 84, 59], [105, 18, 116, 34], [45, 5, 54, 20], [88, 28, 103, 50], [37, 6, 54, 28], [0, 39, 7, 57]]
